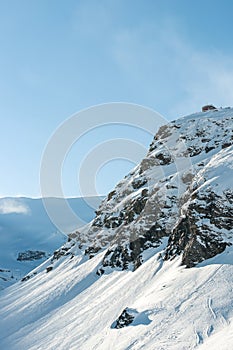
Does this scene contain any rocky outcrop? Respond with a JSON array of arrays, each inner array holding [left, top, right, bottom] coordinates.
[[165, 194, 232, 267], [112, 308, 136, 329], [111, 307, 151, 329], [17, 250, 47, 261], [165, 146, 233, 266], [55, 108, 233, 273]]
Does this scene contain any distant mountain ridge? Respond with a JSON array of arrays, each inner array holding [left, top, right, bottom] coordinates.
[[0, 196, 102, 289]]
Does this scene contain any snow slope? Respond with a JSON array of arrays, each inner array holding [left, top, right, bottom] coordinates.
[[0, 196, 102, 289], [0, 246, 233, 349], [0, 108, 233, 349]]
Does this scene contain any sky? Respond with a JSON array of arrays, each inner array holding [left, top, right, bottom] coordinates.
[[1, 0, 233, 198]]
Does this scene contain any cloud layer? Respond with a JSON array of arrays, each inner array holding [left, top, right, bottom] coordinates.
[[0, 199, 30, 215]]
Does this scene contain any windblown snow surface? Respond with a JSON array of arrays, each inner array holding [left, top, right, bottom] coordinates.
[[0, 248, 232, 349], [0, 108, 233, 349]]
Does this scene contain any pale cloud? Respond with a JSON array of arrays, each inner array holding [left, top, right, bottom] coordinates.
[[172, 49, 233, 117], [111, 17, 233, 118], [0, 199, 30, 215], [70, 3, 233, 119]]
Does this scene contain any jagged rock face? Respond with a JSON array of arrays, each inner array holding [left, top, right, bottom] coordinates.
[[165, 146, 233, 267], [65, 108, 233, 272], [165, 193, 232, 267]]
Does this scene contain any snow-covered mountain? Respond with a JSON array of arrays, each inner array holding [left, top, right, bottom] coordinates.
[[0, 107, 232, 349], [0, 196, 102, 289], [72, 107, 233, 272]]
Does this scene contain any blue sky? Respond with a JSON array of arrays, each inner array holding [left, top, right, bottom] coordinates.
[[1, 0, 233, 197]]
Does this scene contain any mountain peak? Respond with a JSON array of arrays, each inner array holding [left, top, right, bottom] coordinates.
[[53, 107, 233, 273]]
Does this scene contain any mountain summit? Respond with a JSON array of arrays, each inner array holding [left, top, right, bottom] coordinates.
[[0, 107, 233, 349]]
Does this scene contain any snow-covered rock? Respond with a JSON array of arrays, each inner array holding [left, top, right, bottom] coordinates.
[[68, 107, 233, 272], [165, 145, 233, 267]]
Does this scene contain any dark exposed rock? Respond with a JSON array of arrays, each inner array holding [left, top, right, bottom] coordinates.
[[93, 189, 148, 231], [92, 216, 104, 227], [111, 308, 151, 328], [68, 232, 78, 241], [17, 250, 47, 261], [112, 308, 135, 329], [124, 192, 148, 224], [98, 222, 167, 273], [205, 146, 215, 153], [165, 189, 233, 267], [99, 245, 132, 272], [156, 152, 172, 165], [21, 275, 31, 282], [52, 242, 75, 262], [85, 245, 101, 258], [185, 146, 203, 157], [0, 268, 10, 273], [21, 272, 37, 282], [0, 276, 8, 281], [222, 142, 232, 149], [107, 190, 116, 201], [46, 266, 53, 273], [132, 177, 147, 189], [103, 213, 124, 229], [139, 157, 157, 173]]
